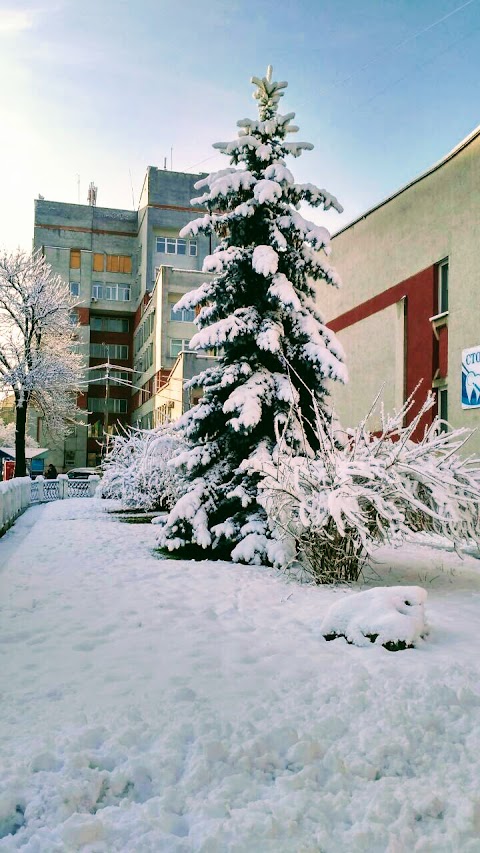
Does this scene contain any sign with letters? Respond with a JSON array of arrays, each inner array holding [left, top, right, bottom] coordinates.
[[462, 345, 480, 409]]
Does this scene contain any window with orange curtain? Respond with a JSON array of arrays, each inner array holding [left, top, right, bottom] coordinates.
[[93, 253, 104, 272]]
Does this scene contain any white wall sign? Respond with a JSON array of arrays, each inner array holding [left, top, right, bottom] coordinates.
[[462, 345, 480, 409]]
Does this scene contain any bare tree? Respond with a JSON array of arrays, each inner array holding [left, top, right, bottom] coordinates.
[[0, 250, 84, 476]]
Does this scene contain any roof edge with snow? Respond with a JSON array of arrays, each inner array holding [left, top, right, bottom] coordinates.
[[333, 123, 480, 238], [0, 447, 49, 459]]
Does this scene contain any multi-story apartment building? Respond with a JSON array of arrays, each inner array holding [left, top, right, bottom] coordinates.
[[323, 125, 480, 456], [33, 168, 214, 470]]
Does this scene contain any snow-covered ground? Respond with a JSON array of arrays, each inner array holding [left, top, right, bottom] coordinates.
[[1, 499, 480, 852]]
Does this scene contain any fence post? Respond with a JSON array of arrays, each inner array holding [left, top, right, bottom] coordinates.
[[36, 477, 45, 502], [58, 475, 68, 499], [88, 475, 100, 497]]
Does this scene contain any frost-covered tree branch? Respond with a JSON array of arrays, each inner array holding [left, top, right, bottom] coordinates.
[[250, 390, 480, 583], [0, 249, 84, 476], [0, 417, 38, 448], [99, 426, 187, 511]]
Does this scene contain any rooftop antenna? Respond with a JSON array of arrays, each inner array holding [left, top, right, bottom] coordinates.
[[128, 168, 135, 209], [164, 157, 167, 170], [87, 182, 97, 206]]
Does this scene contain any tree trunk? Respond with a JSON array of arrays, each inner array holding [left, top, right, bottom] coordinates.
[[15, 402, 28, 477]]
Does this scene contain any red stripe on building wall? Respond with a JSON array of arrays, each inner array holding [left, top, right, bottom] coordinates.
[[77, 307, 90, 325], [148, 203, 205, 214], [328, 265, 437, 438]]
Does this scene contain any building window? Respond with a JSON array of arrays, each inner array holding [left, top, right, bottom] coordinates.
[[65, 450, 75, 467], [69, 281, 80, 297], [170, 338, 191, 358], [88, 420, 104, 438], [140, 412, 153, 429], [105, 255, 132, 274], [93, 253, 104, 272], [88, 397, 128, 414], [154, 404, 172, 426], [92, 283, 131, 302], [118, 285, 131, 301], [90, 343, 129, 360], [170, 303, 195, 322], [437, 259, 448, 314], [438, 387, 448, 432], [134, 311, 155, 354], [156, 236, 195, 256], [70, 249, 81, 269], [90, 316, 130, 332], [135, 342, 154, 373], [69, 310, 78, 325]]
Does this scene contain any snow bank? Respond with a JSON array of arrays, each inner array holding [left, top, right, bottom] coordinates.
[[321, 586, 428, 650], [3, 501, 480, 851]]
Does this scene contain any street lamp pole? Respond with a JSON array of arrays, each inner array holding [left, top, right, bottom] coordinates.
[[103, 348, 110, 456]]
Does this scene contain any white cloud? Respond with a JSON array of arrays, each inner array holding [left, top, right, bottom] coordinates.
[[0, 9, 34, 34]]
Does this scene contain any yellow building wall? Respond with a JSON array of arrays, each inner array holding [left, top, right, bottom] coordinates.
[[322, 131, 480, 453]]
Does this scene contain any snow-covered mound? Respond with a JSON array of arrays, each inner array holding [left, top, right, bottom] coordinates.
[[321, 586, 428, 650]]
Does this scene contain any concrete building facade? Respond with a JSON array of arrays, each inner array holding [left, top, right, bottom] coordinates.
[[33, 168, 213, 469], [323, 126, 480, 456]]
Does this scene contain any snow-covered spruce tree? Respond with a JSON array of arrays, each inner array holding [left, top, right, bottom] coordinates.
[[159, 67, 347, 565], [0, 250, 84, 476]]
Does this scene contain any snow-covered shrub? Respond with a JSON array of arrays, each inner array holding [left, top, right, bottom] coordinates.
[[252, 391, 480, 583], [320, 586, 428, 651], [99, 427, 187, 511]]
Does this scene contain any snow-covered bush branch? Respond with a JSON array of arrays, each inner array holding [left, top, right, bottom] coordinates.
[[99, 426, 187, 511], [251, 391, 480, 583]]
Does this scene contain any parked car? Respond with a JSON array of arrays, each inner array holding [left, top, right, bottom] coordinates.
[[66, 467, 102, 480]]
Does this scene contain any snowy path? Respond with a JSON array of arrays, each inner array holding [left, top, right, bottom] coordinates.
[[1, 499, 480, 851]]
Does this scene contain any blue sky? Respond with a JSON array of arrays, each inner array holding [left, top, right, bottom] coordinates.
[[1, 0, 480, 251]]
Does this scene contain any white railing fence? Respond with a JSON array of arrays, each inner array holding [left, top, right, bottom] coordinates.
[[0, 475, 100, 534], [0, 477, 32, 534], [29, 475, 100, 503]]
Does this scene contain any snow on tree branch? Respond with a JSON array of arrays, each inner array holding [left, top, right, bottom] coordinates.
[[0, 249, 84, 475], [100, 426, 187, 511], [251, 388, 480, 583]]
